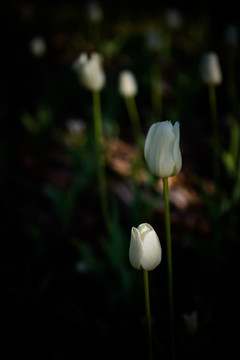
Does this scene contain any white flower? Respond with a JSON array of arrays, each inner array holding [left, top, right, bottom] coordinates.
[[119, 70, 138, 98], [129, 223, 162, 271], [145, 28, 163, 52], [66, 119, 86, 135], [200, 52, 222, 86], [183, 311, 198, 335], [87, 1, 103, 23], [165, 8, 182, 30], [73, 52, 106, 92], [30, 37, 46, 57], [144, 121, 182, 178], [224, 24, 238, 46]]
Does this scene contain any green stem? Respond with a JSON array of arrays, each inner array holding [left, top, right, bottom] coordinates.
[[163, 177, 175, 360], [124, 96, 142, 145], [151, 77, 162, 119], [93, 90, 111, 235], [208, 84, 219, 188], [229, 117, 239, 166], [150, 60, 162, 119], [143, 270, 153, 360]]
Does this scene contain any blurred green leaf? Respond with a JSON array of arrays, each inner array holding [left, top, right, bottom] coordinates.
[[221, 150, 236, 177], [21, 106, 53, 135]]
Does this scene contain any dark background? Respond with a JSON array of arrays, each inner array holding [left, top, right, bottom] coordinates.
[[1, 2, 240, 359]]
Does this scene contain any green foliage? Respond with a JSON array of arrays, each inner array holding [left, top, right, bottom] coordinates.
[[21, 106, 53, 135], [3, 3, 240, 359]]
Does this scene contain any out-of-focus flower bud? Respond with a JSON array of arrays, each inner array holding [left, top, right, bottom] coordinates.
[[165, 8, 182, 30], [129, 223, 162, 271], [119, 70, 138, 98], [224, 24, 238, 46], [87, 1, 103, 23], [183, 311, 198, 335], [145, 28, 163, 52], [73, 52, 106, 92], [144, 121, 182, 178], [30, 37, 46, 57], [200, 52, 222, 86]]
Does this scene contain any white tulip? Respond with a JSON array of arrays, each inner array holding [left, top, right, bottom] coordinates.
[[119, 70, 138, 98], [144, 121, 182, 178], [30, 37, 46, 57], [165, 8, 182, 30], [224, 24, 238, 46], [145, 28, 163, 52], [129, 223, 162, 271], [87, 1, 103, 23], [200, 52, 222, 86], [73, 52, 106, 92], [183, 311, 198, 335]]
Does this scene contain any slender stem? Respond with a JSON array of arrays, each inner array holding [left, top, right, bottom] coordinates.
[[150, 60, 162, 118], [151, 77, 162, 119], [124, 96, 142, 145], [163, 177, 175, 360], [143, 270, 153, 360], [93, 90, 111, 235], [229, 117, 239, 166], [208, 84, 219, 188]]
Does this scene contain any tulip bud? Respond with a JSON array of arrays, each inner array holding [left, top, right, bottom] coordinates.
[[144, 121, 182, 178], [200, 52, 222, 86], [30, 37, 46, 57], [119, 70, 138, 98], [129, 223, 162, 271], [87, 1, 103, 23], [73, 52, 106, 92], [183, 311, 198, 335], [165, 8, 182, 30], [224, 24, 238, 46]]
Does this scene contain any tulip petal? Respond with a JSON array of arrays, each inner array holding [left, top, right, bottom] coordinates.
[[144, 122, 171, 177], [129, 227, 144, 270], [141, 229, 162, 271], [173, 122, 182, 174], [144, 122, 158, 168], [157, 121, 176, 178]]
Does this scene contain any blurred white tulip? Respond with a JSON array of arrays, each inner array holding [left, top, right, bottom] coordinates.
[[87, 1, 103, 23], [224, 24, 238, 46], [30, 37, 46, 57], [145, 28, 163, 52], [73, 52, 106, 92], [165, 8, 182, 30], [183, 311, 198, 335], [200, 52, 222, 86], [119, 70, 138, 98]]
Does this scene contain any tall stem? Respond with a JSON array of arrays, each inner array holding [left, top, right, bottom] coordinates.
[[93, 90, 111, 235], [163, 177, 175, 360], [208, 84, 219, 188], [143, 270, 153, 360], [150, 59, 162, 119], [151, 77, 162, 119], [124, 96, 142, 145]]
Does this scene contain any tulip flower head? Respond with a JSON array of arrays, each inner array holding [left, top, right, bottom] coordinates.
[[73, 52, 106, 92], [129, 223, 162, 271], [144, 121, 182, 178], [165, 8, 183, 30], [87, 1, 103, 23], [200, 52, 222, 86], [224, 24, 238, 46], [119, 70, 138, 98], [30, 37, 46, 57], [183, 311, 198, 335]]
